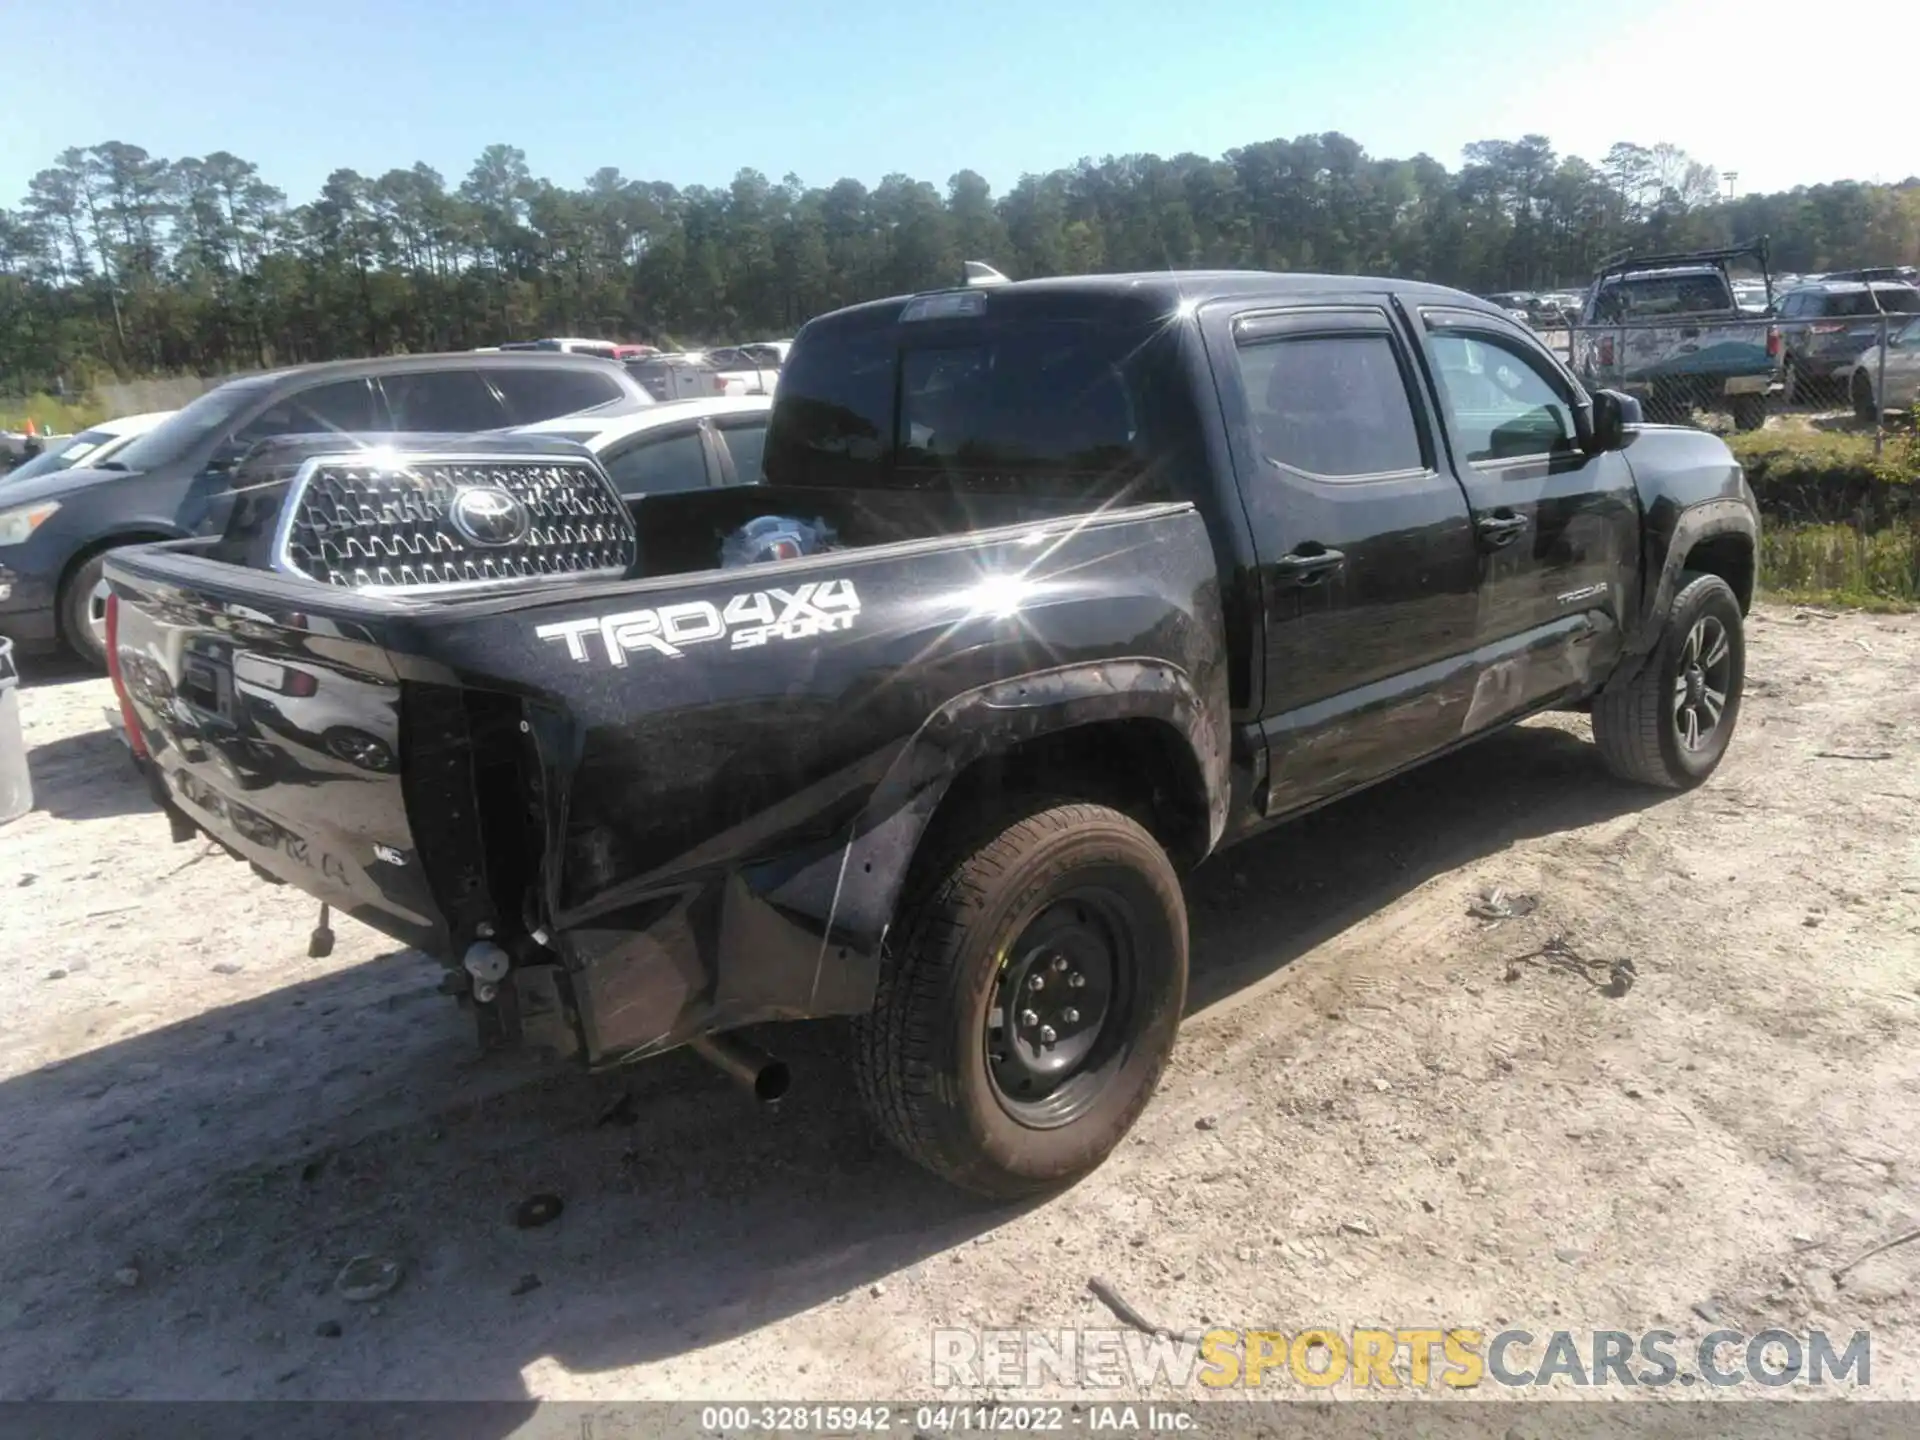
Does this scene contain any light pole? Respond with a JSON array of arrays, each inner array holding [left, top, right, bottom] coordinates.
[[1723, 171, 1739, 202]]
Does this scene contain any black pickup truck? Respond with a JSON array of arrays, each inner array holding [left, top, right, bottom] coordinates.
[[103, 270, 1759, 1197]]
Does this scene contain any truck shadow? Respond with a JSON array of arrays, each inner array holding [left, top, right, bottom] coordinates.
[[26, 728, 156, 821], [0, 719, 1663, 1406], [13, 651, 97, 690], [1183, 718, 1649, 1011]]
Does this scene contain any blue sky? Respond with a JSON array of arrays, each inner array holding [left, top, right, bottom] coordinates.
[[5, 0, 1912, 209]]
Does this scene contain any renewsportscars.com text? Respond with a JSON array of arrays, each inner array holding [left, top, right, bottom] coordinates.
[[931, 1326, 1872, 1390]]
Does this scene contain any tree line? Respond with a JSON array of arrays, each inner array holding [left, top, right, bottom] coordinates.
[[2, 132, 1917, 396]]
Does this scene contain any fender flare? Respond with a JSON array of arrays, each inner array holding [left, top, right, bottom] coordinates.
[[768, 657, 1229, 1015], [1616, 497, 1757, 676]]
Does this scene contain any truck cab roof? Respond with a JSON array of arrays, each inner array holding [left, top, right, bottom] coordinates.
[[809, 270, 1511, 332]]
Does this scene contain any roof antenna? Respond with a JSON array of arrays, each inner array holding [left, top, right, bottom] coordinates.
[[963, 261, 1011, 288]]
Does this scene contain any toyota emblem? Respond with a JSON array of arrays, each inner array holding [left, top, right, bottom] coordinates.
[[448, 486, 531, 547]]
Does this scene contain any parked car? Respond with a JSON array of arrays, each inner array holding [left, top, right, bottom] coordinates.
[[1, 411, 174, 486], [1534, 293, 1584, 328], [0, 352, 650, 667], [1574, 241, 1779, 429], [1773, 282, 1920, 403], [1482, 293, 1536, 326], [1731, 280, 1771, 316], [703, 347, 782, 394], [513, 394, 773, 495], [1820, 266, 1919, 286], [625, 351, 777, 401], [104, 266, 1759, 1197], [497, 338, 659, 360], [1839, 315, 1920, 420]]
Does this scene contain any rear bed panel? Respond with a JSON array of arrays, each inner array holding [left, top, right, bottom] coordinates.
[[106, 500, 1229, 1065], [110, 568, 451, 953]]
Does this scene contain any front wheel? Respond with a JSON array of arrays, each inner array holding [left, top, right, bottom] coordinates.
[[1592, 572, 1746, 789], [58, 552, 113, 670], [1853, 370, 1880, 424], [852, 801, 1188, 1198]]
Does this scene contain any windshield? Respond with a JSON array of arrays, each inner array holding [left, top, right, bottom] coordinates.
[[108, 381, 266, 471], [4, 427, 121, 482]]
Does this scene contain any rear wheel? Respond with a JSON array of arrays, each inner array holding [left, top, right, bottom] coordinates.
[[58, 553, 113, 670], [1730, 393, 1768, 432], [1592, 572, 1745, 789], [1853, 370, 1880, 423], [852, 800, 1188, 1198]]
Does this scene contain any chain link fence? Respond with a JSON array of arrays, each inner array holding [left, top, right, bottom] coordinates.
[[1541, 312, 1915, 451]]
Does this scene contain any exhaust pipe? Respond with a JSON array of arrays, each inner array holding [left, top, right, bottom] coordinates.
[[689, 1032, 791, 1104]]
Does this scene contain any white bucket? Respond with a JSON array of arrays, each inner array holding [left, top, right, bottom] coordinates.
[[0, 638, 30, 824]]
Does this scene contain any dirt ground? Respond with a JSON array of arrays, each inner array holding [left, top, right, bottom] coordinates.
[[2, 604, 1916, 1415]]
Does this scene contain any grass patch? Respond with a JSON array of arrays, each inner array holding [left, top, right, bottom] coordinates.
[[0, 393, 111, 434], [1726, 426, 1915, 527], [1761, 521, 1920, 609]]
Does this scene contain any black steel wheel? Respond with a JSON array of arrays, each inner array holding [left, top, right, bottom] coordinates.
[[853, 800, 1187, 1198], [984, 889, 1136, 1127]]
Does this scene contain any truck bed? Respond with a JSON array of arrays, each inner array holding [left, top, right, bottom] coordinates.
[[105, 488, 1229, 1066]]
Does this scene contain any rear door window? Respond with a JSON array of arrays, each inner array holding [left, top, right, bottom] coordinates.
[[601, 427, 713, 495], [1233, 331, 1426, 478], [378, 370, 510, 431], [490, 366, 625, 424]]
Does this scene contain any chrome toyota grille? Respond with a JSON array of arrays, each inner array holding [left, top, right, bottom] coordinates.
[[275, 454, 637, 591]]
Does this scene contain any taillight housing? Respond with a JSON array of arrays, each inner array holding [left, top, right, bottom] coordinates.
[[282, 668, 320, 698], [103, 591, 149, 760], [1598, 336, 1615, 366], [1766, 326, 1781, 358]]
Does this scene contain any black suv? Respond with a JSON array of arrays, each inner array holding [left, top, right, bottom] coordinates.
[[1775, 282, 1920, 402], [0, 352, 648, 666]]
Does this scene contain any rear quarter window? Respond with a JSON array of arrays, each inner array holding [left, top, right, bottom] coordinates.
[[767, 312, 1180, 497], [1593, 273, 1733, 320]]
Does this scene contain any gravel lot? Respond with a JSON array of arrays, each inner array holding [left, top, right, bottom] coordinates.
[[2, 605, 1916, 1412]]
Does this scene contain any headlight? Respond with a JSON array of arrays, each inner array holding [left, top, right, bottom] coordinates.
[[0, 500, 60, 546]]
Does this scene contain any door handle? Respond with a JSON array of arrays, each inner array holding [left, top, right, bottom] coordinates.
[[1272, 546, 1346, 586], [1477, 513, 1530, 548]]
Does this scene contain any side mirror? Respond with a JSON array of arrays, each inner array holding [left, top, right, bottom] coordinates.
[[1585, 389, 1641, 454]]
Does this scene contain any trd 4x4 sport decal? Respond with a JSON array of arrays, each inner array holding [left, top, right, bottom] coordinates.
[[535, 578, 861, 665]]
